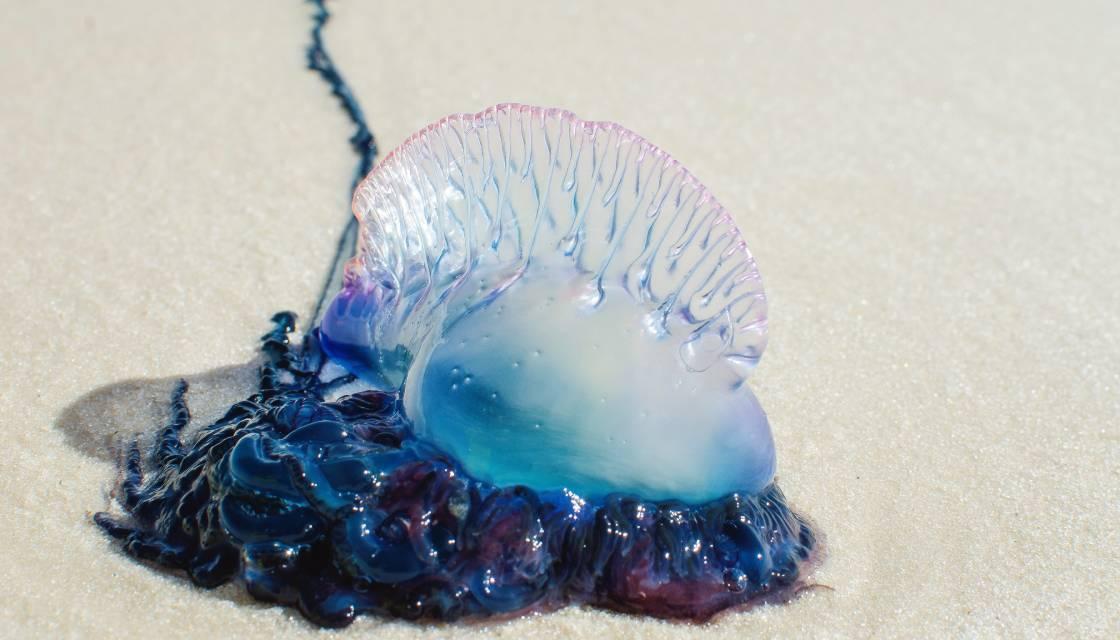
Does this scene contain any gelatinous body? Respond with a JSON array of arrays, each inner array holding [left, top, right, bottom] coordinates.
[[322, 104, 774, 502]]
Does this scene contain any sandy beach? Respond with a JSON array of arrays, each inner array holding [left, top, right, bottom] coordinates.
[[2, 1, 1117, 637]]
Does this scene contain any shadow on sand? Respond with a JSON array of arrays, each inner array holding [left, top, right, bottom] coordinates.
[[54, 362, 260, 463]]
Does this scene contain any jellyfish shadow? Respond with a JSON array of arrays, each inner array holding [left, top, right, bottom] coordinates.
[[55, 362, 259, 464]]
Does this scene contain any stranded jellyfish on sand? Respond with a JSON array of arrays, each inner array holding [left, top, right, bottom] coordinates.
[[96, 104, 820, 627]]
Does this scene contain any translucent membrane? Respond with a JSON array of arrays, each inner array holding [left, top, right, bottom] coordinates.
[[322, 104, 773, 503]]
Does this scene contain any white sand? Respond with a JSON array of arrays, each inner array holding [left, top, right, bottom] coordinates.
[[2, 1, 1117, 637]]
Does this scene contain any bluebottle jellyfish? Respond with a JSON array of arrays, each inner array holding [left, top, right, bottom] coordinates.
[[93, 2, 819, 628]]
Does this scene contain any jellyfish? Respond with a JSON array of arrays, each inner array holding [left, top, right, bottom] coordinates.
[[96, 104, 819, 627]]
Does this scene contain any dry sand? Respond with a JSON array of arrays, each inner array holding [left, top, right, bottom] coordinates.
[[2, 1, 1118, 637]]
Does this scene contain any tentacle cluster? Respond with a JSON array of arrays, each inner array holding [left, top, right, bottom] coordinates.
[[96, 314, 817, 627]]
